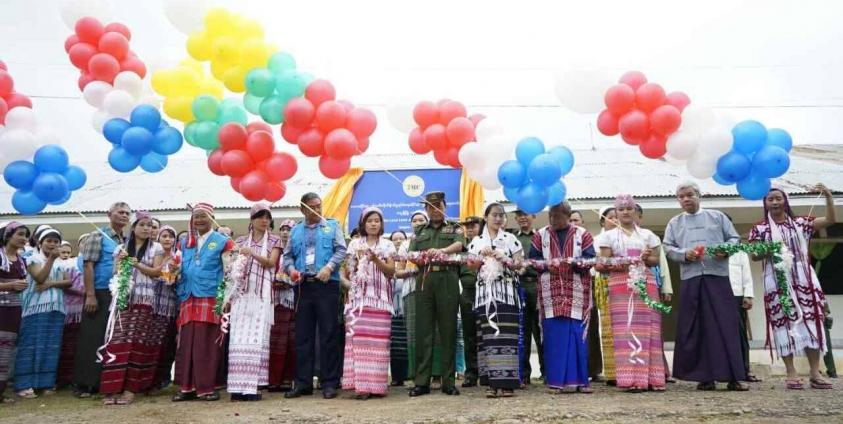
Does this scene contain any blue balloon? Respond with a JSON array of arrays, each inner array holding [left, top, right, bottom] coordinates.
[[716, 150, 751, 183], [158, 120, 170, 129], [32, 172, 69, 203], [766, 128, 792, 152], [515, 137, 545, 167], [712, 172, 733, 186], [121, 127, 154, 156], [736, 174, 772, 200], [732, 120, 767, 155], [546, 180, 567, 206], [547, 146, 575, 176], [130, 105, 162, 132], [139, 152, 168, 173], [752, 145, 790, 178], [497, 160, 527, 188], [48, 190, 71, 206], [3, 160, 38, 190], [33, 145, 69, 174], [108, 147, 141, 173], [103, 118, 131, 144], [527, 153, 562, 187], [516, 183, 549, 215], [153, 127, 184, 155], [63, 165, 87, 191], [503, 186, 520, 204], [12, 190, 47, 215]]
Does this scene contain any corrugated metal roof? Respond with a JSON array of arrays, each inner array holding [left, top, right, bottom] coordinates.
[[2, 146, 841, 216]]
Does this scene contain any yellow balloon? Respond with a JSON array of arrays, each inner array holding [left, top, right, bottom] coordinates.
[[163, 96, 195, 123], [199, 78, 225, 99], [170, 68, 201, 97], [212, 36, 239, 64], [187, 31, 213, 62], [239, 38, 270, 69], [237, 18, 264, 41], [179, 58, 205, 75], [210, 59, 234, 81], [222, 66, 247, 93], [204, 8, 233, 37], [151, 69, 173, 97]]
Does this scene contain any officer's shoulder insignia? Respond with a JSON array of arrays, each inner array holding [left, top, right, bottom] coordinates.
[[454, 226, 464, 235]]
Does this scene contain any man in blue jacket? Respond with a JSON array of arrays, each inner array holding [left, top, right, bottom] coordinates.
[[282, 193, 347, 399]]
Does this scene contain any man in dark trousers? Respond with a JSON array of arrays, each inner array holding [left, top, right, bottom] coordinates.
[[512, 209, 544, 384], [459, 216, 481, 387]]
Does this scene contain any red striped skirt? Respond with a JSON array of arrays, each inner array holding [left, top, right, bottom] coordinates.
[[342, 307, 391, 395], [99, 304, 166, 394], [268, 305, 296, 387]]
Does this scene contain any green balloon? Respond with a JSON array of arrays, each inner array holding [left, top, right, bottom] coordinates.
[[268, 52, 296, 74], [246, 68, 276, 97], [184, 121, 198, 146], [275, 70, 307, 100], [192, 95, 220, 122], [244, 93, 263, 115], [193, 121, 220, 150], [259, 95, 285, 125], [219, 98, 241, 111], [219, 104, 248, 126]]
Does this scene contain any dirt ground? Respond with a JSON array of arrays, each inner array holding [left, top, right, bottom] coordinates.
[[1, 377, 840, 424]]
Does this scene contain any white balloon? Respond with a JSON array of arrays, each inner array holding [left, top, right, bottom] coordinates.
[[686, 152, 718, 179], [164, 0, 210, 34], [59, 0, 112, 29], [102, 90, 136, 118], [677, 105, 716, 135], [553, 69, 614, 114], [114, 72, 144, 99], [0, 129, 38, 163], [82, 81, 113, 109], [91, 110, 110, 133], [4, 107, 38, 133], [139, 94, 162, 109], [475, 165, 502, 190], [385, 102, 417, 133], [699, 124, 734, 158], [34, 129, 61, 147], [475, 119, 504, 143], [458, 142, 484, 173], [665, 130, 699, 160]]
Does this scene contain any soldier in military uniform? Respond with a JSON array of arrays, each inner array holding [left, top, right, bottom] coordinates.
[[408, 192, 466, 397], [512, 209, 544, 384], [458, 216, 481, 387]]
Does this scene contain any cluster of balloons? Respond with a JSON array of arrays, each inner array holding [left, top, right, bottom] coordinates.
[[4, 145, 87, 215], [65, 17, 146, 90], [207, 122, 297, 202], [597, 71, 690, 159], [183, 96, 248, 151], [498, 138, 574, 214], [0, 108, 61, 173], [185, 8, 275, 93], [457, 117, 517, 189], [406, 99, 483, 168], [713, 121, 792, 200], [244, 52, 314, 125], [102, 105, 183, 173], [152, 59, 225, 123], [282, 80, 376, 179], [0, 60, 33, 125]]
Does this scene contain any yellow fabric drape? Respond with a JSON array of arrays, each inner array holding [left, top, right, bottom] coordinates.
[[459, 169, 485, 221], [321, 167, 364, 232]]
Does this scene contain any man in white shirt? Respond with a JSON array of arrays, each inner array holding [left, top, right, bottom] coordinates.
[[725, 214, 760, 383]]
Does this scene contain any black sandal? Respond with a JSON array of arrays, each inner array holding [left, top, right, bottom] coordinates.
[[696, 382, 716, 391], [198, 392, 220, 401], [171, 391, 197, 402], [727, 381, 749, 391]]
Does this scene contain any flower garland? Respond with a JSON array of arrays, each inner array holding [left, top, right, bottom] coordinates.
[[215, 252, 249, 316], [395, 251, 639, 270], [627, 264, 672, 314], [705, 241, 793, 317], [114, 257, 133, 311]]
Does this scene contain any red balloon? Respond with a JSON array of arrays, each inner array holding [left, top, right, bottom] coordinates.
[[445, 117, 474, 148], [75, 17, 104, 44], [596, 109, 620, 136], [423, 124, 448, 151], [318, 155, 351, 179], [618, 110, 650, 142], [408, 128, 431, 154], [324, 128, 358, 158], [220, 150, 255, 177], [468, 113, 485, 127], [413, 101, 439, 129], [104, 22, 131, 41], [88, 53, 120, 83], [246, 130, 275, 162], [0, 98, 8, 125], [639, 134, 667, 159], [78, 73, 94, 91], [604, 84, 636, 116], [621, 134, 642, 146], [356, 137, 369, 153], [445, 147, 461, 168], [0, 60, 6, 71], [297, 128, 325, 157], [315, 101, 347, 133], [0, 71, 12, 98], [68, 42, 98, 71], [346, 108, 377, 139], [64, 34, 80, 53], [280, 123, 302, 144], [337, 100, 354, 112], [618, 71, 648, 90], [665, 91, 691, 112], [283, 98, 316, 129], [98, 32, 130, 60], [119, 56, 147, 78], [246, 121, 272, 134], [432, 148, 450, 166], [304, 79, 336, 107], [635, 83, 666, 112], [207, 149, 225, 176], [264, 152, 297, 181], [650, 105, 682, 136], [239, 170, 269, 201], [265, 181, 287, 202], [438, 100, 467, 125], [218, 123, 248, 152], [5, 92, 32, 109], [230, 177, 242, 193]]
